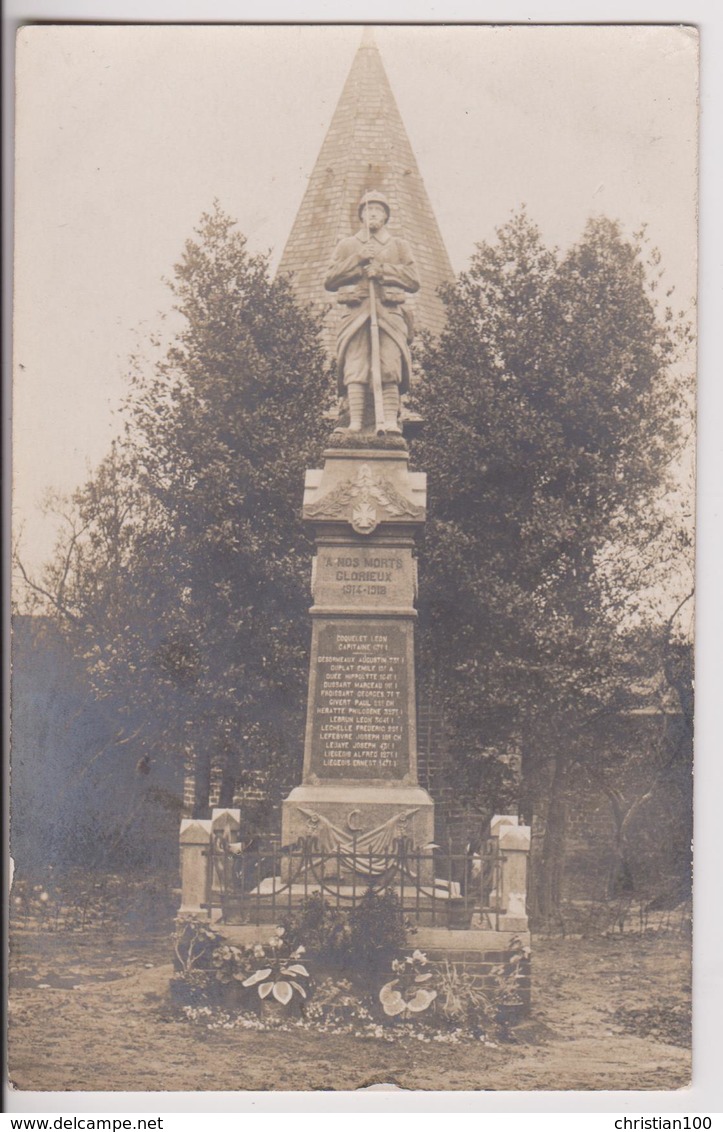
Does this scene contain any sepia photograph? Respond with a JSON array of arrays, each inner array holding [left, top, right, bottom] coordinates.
[[9, 22, 698, 1096]]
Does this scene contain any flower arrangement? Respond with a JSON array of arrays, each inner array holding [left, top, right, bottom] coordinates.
[[169, 915, 529, 1043]]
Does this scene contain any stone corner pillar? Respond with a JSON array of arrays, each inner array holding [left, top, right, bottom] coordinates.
[[179, 818, 212, 915], [489, 814, 531, 932], [211, 807, 241, 840]]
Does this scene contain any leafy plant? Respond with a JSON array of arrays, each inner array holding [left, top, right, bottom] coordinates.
[[241, 926, 310, 1007], [172, 916, 225, 975], [211, 943, 251, 985], [347, 888, 408, 975], [282, 887, 408, 977], [434, 960, 494, 1031], [379, 949, 437, 1019], [281, 892, 353, 968], [168, 968, 215, 1007], [493, 935, 530, 1005]]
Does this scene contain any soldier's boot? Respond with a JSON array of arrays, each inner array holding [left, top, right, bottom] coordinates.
[[347, 383, 365, 432], [382, 383, 402, 433]]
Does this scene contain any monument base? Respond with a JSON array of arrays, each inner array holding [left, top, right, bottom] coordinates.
[[281, 782, 434, 851]]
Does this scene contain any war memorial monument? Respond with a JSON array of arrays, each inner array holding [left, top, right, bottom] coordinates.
[[179, 29, 531, 985]]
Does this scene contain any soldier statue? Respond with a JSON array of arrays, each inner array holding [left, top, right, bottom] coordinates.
[[325, 190, 420, 434]]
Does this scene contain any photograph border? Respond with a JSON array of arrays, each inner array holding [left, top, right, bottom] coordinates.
[[3, 0, 720, 1116]]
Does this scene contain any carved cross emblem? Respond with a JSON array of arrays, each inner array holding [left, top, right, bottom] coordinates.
[[352, 500, 378, 534]]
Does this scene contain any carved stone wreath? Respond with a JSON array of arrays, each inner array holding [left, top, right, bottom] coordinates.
[[305, 464, 423, 534]]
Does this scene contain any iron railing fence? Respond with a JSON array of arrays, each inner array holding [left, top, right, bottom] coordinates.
[[203, 835, 506, 930]]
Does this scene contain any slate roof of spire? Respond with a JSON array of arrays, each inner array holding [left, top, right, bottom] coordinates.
[[277, 28, 454, 358]]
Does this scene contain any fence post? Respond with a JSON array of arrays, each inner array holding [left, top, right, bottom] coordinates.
[[179, 819, 213, 915]]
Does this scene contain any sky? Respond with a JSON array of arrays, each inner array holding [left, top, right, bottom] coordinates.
[[12, 24, 698, 574]]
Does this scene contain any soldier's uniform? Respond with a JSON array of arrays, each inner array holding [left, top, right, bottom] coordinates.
[[325, 191, 420, 431]]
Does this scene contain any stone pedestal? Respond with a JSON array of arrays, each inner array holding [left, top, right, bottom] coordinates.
[[282, 443, 434, 855]]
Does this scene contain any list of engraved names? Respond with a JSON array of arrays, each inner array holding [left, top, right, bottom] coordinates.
[[309, 623, 409, 779]]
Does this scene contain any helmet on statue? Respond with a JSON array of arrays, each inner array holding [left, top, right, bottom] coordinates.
[[358, 189, 391, 221]]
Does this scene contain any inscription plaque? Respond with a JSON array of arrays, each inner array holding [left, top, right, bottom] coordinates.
[[308, 622, 410, 780], [312, 548, 414, 608]]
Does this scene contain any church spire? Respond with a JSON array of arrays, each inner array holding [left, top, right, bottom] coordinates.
[[277, 28, 453, 355]]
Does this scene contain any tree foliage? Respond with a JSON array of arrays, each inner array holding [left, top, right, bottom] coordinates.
[[17, 205, 330, 810], [413, 210, 693, 913]]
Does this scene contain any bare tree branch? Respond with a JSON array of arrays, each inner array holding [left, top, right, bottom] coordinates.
[[13, 554, 84, 625]]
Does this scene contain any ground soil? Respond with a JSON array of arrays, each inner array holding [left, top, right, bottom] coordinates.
[[7, 926, 691, 1094]]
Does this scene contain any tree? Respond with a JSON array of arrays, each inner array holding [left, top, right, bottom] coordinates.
[[585, 596, 694, 905], [15, 205, 331, 827], [413, 210, 693, 920]]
